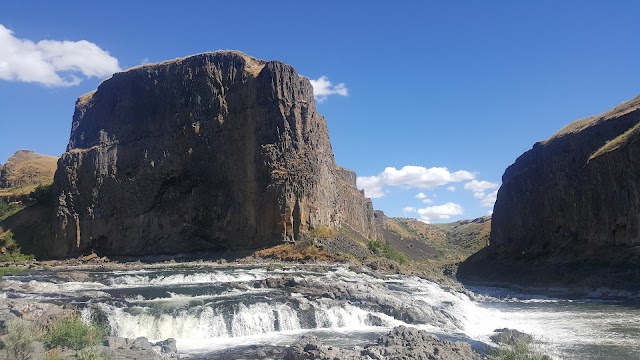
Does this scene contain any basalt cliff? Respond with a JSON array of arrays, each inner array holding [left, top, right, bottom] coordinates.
[[49, 51, 376, 257], [459, 96, 640, 291]]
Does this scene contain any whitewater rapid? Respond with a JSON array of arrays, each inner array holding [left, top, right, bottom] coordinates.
[[2, 264, 639, 359]]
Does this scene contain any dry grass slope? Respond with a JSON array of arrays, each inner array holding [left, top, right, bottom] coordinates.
[[546, 95, 640, 143], [381, 215, 491, 264], [0, 150, 59, 196], [589, 121, 640, 160]]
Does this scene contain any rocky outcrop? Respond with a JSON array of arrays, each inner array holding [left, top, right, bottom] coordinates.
[[0, 150, 58, 193], [51, 51, 376, 257], [459, 96, 640, 291], [284, 326, 482, 360]]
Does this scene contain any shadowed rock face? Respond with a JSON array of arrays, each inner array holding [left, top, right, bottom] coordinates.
[[459, 96, 640, 290], [51, 51, 376, 257]]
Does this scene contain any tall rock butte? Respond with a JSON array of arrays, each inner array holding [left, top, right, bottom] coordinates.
[[51, 51, 376, 257], [459, 96, 640, 289]]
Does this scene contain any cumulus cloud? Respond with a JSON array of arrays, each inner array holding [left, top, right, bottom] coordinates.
[[464, 179, 498, 193], [422, 198, 433, 204], [416, 202, 464, 223], [309, 76, 349, 103], [402, 207, 417, 213], [357, 166, 475, 198], [480, 190, 498, 207], [463, 180, 499, 207], [355, 176, 385, 198], [447, 186, 456, 192], [0, 24, 120, 87], [415, 192, 428, 199], [473, 192, 485, 199]]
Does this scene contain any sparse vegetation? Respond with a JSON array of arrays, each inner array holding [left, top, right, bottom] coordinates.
[[0, 201, 26, 220], [44, 347, 65, 360], [45, 313, 108, 351], [0, 266, 28, 279], [0, 313, 112, 360], [254, 239, 330, 261], [74, 347, 112, 360], [590, 122, 640, 160], [308, 225, 337, 239], [490, 341, 551, 360], [2, 318, 43, 360], [368, 240, 409, 264]]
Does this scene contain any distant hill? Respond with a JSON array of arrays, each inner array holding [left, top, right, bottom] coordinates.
[[0, 150, 59, 197], [375, 211, 490, 264]]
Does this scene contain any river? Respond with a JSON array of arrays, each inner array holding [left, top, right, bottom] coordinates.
[[1, 264, 639, 359]]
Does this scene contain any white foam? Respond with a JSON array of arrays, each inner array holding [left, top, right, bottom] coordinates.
[[108, 269, 267, 287]]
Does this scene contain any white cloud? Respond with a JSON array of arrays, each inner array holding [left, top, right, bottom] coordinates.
[[309, 76, 349, 103], [402, 207, 417, 213], [356, 166, 475, 198], [415, 192, 433, 203], [417, 202, 464, 222], [464, 180, 499, 208], [0, 24, 120, 87], [480, 190, 498, 207], [355, 175, 385, 198], [488, 210, 493, 216], [447, 186, 456, 192], [464, 180, 498, 193]]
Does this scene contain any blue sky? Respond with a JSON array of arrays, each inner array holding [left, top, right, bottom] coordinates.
[[1, 1, 638, 222]]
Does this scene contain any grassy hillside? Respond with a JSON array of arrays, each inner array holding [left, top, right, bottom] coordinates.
[[378, 214, 491, 264], [0, 150, 59, 196]]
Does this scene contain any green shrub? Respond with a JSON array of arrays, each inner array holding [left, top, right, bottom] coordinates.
[[0, 202, 25, 221], [0, 252, 35, 263], [0, 233, 35, 263], [368, 240, 409, 264], [491, 341, 551, 360], [45, 314, 108, 351], [2, 318, 43, 360]]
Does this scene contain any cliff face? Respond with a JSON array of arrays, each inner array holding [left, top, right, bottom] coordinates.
[[458, 96, 640, 289], [51, 51, 376, 257]]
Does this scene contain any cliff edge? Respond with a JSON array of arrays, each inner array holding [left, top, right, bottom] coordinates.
[[50, 51, 376, 257], [458, 96, 640, 292]]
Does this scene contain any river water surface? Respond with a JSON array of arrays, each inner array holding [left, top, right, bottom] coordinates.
[[2, 264, 639, 359]]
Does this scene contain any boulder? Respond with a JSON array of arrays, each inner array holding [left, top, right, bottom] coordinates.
[[490, 328, 533, 346]]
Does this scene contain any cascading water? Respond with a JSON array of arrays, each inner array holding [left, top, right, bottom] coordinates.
[[2, 264, 640, 359]]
